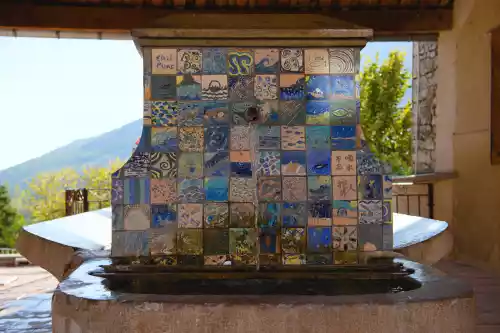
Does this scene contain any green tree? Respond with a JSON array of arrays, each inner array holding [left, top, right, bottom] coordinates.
[[360, 51, 413, 175], [0, 184, 25, 248]]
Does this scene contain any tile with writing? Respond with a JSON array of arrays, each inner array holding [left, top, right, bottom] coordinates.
[[307, 201, 332, 226], [230, 126, 250, 151], [307, 176, 331, 202], [281, 228, 306, 254], [177, 49, 202, 74], [151, 101, 178, 126], [202, 48, 227, 74], [112, 231, 149, 257], [178, 102, 204, 126], [201, 75, 228, 100], [383, 175, 393, 198], [176, 74, 202, 100], [151, 204, 177, 228], [205, 177, 229, 202], [231, 101, 257, 125], [257, 125, 281, 150], [333, 200, 358, 225], [152, 49, 177, 75], [151, 75, 177, 100], [331, 151, 356, 175], [230, 203, 255, 228], [258, 151, 281, 176], [255, 49, 279, 74], [358, 224, 382, 251], [112, 179, 124, 205], [112, 205, 124, 230], [279, 101, 306, 125], [258, 177, 282, 201], [258, 203, 280, 228], [358, 175, 383, 200], [177, 229, 203, 255], [150, 226, 177, 255], [282, 202, 307, 227], [124, 153, 150, 178], [328, 48, 358, 74], [258, 100, 280, 125], [230, 177, 256, 202], [330, 75, 355, 98], [204, 229, 230, 255], [229, 228, 257, 256], [151, 127, 177, 153], [179, 127, 204, 152], [204, 203, 229, 228], [358, 200, 383, 224], [204, 255, 230, 266], [307, 227, 332, 253], [305, 49, 330, 74], [281, 151, 307, 176], [204, 152, 230, 177], [178, 203, 203, 228], [178, 152, 203, 178], [260, 228, 280, 254], [331, 125, 356, 150], [228, 49, 254, 76], [306, 254, 333, 265], [123, 178, 150, 205], [204, 125, 229, 152], [306, 126, 331, 150], [357, 153, 382, 175], [123, 204, 150, 231], [306, 101, 331, 125], [283, 177, 307, 202], [178, 178, 204, 203], [306, 75, 330, 100], [283, 254, 306, 265], [228, 76, 254, 101], [280, 49, 304, 73], [383, 224, 393, 250], [280, 74, 305, 100], [150, 178, 176, 204], [150, 152, 177, 178], [333, 226, 357, 251], [330, 99, 357, 125], [383, 200, 393, 223], [255, 75, 278, 100], [306, 149, 331, 176], [332, 176, 357, 201], [281, 126, 306, 150], [334, 251, 358, 265]]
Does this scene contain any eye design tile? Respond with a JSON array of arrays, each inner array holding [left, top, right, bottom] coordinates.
[[257, 126, 281, 150], [230, 203, 255, 228], [333, 226, 357, 251], [333, 176, 357, 201], [229, 228, 257, 257], [203, 229, 230, 255], [254, 75, 278, 100], [281, 126, 306, 150], [307, 176, 331, 202], [203, 101, 229, 125], [230, 177, 256, 202], [228, 76, 254, 101], [178, 178, 204, 202], [282, 202, 307, 227], [151, 101, 178, 126], [152, 49, 177, 75], [204, 125, 229, 152], [306, 149, 331, 176], [258, 203, 280, 228], [305, 49, 330, 74], [282, 177, 307, 202], [281, 151, 307, 175], [258, 151, 281, 176], [330, 75, 355, 98], [204, 177, 229, 202], [151, 127, 177, 153], [306, 101, 331, 125], [177, 229, 203, 254], [258, 177, 282, 201], [176, 74, 202, 100], [178, 49, 202, 74], [230, 126, 250, 150], [178, 102, 204, 126], [306, 126, 331, 149], [281, 228, 306, 254], [124, 153, 150, 178], [357, 153, 382, 175], [280, 74, 305, 100], [255, 49, 279, 74], [280, 49, 304, 73], [150, 178, 176, 204], [202, 75, 228, 100], [228, 49, 254, 76], [178, 152, 203, 178], [331, 151, 356, 175], [204, 203, 229, 228], [331, 125, 356, 150], [279, 101, 306, 125], [307, 227, 332, 253], [152, 204, 177, 228], [151, 75, 177, 100], [358, 200, 383, 224], [179, 127, 204, 152], [202, 48, 227, 74], [308, 202, 332, 226], [306, 75, 330, 100], [328, 48, 358, 74], [333, 200, 358, 225], [178, 203, 203, 228], [123, 204, 150, 231], [330, 99, 357, 125], [204, 152, 230, 177], [258, 101, 280, 125], [358, 175, 383, 200]]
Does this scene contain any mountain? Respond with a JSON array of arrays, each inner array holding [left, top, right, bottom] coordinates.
[[0, 120, 142, 190]]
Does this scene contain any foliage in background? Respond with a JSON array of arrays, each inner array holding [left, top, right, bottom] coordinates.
[[360, 51, 413, 175], [0, 184, 25, 248]]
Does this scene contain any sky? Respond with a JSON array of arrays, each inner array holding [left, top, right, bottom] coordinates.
[[0, 38, 411, 171]]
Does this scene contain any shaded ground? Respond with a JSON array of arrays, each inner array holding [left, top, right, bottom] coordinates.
[[1, 261, 499, 332]]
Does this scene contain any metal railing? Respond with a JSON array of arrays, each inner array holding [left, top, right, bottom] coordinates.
[[65, 188, 110, 216]]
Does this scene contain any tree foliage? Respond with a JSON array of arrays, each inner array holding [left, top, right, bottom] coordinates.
[[0, 184, 25, 248], [360, 51, 413, 175]]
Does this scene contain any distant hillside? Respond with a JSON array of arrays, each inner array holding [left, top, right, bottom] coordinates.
[[0, 120, 142, 190]]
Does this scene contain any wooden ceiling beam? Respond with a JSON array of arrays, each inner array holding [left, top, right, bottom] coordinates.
[[0, 3, 452, 39]]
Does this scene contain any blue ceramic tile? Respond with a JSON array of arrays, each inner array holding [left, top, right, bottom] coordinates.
[[151, 75, 176, 100], [204, 152, 230, 177], [358, 175, 383, 200], [202, 48, 227, 74], [330, 99, 357, 125], [308, 202, 333, 219], [306, 101, 331, 125], [307, 176, 331, 201], [123, 178, 150, 205], [257, 126, 281, 150], [258, 151, 281, 176], [306, 149, 331, 175], [178, 102, 204, 126], [230, 162, 252, 177], [135, 126, 152, 153], [177, 74, 202, 100], [151, 101, 179, 126], [204, 177, 229, 202], [228, 49, 254, 76], [204, 125, 229, 152], [282, 202, 307, 227], [281, 151, 307, 176], [203, 102, 229, 125], [228, 76, 254, 101], [255, 49, 279, 74], [331, 125, 356, 151], [333, 200, 358, 220], [357, 153, 382, 175], [280, 74, 305, 100], [231, 101, 257, 125], [279, 101, 306, 125], [124, 153, 150, 178], [260, 228, 279, 254], [307, 227, 332, 253], [306, 126, 331, 149], [258, 101, 280, 125], [151, 127, 178, 153], [330, 75, 355, 98], [258, 203, 280, 228], [178, 178, 204, 202], [151, 204, 177, 228], [306, 75, 330, 100]]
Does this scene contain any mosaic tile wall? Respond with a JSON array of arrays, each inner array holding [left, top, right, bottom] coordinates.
[[111, 47, 393, 267]]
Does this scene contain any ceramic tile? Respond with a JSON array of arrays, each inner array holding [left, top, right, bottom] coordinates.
[[230, 151, 252, 178], [281, 126, 306, 150], [176, 229, 203, 254], [204, 177, 229, 201], [230, 126, 250, 150], [123, 204, 150, 230], [382, 224, 393, 250], [151, 256, 177, 266], [328, 48, 357, 74], [334, 251, 358, 265], [260, 254, 281, 266], [281, 228, 306, 254], [332, 200, 358, 225], [112, 205, 124, 230], [150, 152, 177, 178], [358, 175, 383, 200], [258, 100, 280, 125], [150, 179, 176, 204], [204, 125, 229, 152], [178, 152, 203, 178], [230, 203, 255, 228], [307, 176, 331, 202], [203, 101, 229, 125], [204, 152, 230, 177], [151, 101, 178, 126], [202, 48, 227, 74], [282, 202, 307, 227], [258, 177, 282, 201], [178, 49, 202, 74], [229, 228, 257, 255], [332, 176, 357, 201], [204, 203, 229, 228], [230, 101, 257, 125], [176, 74, 202, 100], [330, 99, 357, 125], [330, 75, 355, 98], [383, 175, 393, 197], [304, 49, 330, 74], [151, 127, 178, 153], [228, 49, 254, 76], [358, 224, 382, 251], [111, 179, 124, 205], [150, 226, 177, 255], [258, 151, 281, 176], [306, 101, 331, 125], [178, 178, 204, 202], [136, 127, 152, 153], [151, 75, 177, 100], [260, 228, 280, 254], [283, 254, 306, 265], [204, 255, 230, 266], [331, 151, 356, 175], [383, 200, 393, 223], [144, 102, 152, 125], [357, 153, 382, 175], [124, 153, 150, 178], [144, 75, 152, 100], [331, 125, 356, 150], [333, 226, 357, 251], [255, 49, 279, 74], [307, 202, 332, 226], [112, 231, 149, 257], [281, 151, 307, 176], [152, 49, 177, 75], [307, 227, 332, 253], [306, 254, 333, 265], [178, 203, 203, 228], [358, 200, 383, 224], [305, 126, 330, 150], [179, 127, 204, 152], [230, 177, 256, 202], [201, 75, 228, 100], [123, 178, 150, 205], [232, 254, 257, 265], [152, 204, 177, 228], [178, 102, 204, 126], [282, 176, 307, 202], [177, 255, 204, 266], [306, 149, 331, 175], [257, 125, 281, 150], [228, 76, 254, 101], [280, 49, 304, 73], [258, 203, 280, 228], [279, 101, 306, 125], [203, 229, 230, 255], [254, 75, 278, 100], [280, 74, 305, 100], [306, 75, 330, 100]]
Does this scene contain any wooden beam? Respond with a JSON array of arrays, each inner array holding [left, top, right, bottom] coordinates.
[[0, 3, 452, 38], [491, 26, 500, 165]]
